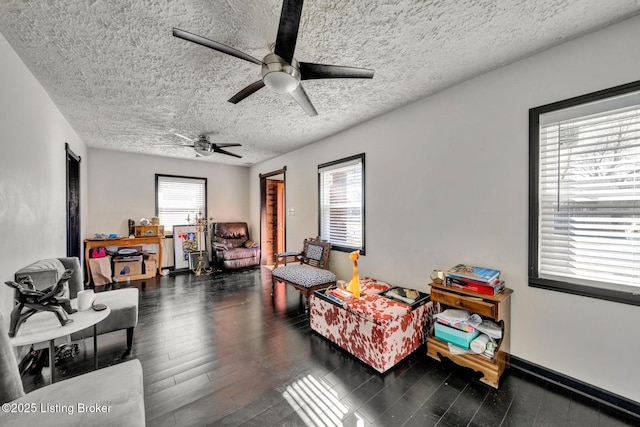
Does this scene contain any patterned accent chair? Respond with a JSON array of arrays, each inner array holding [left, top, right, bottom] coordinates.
[[211, 222, 261, 270], [271, 238, 336, 310]]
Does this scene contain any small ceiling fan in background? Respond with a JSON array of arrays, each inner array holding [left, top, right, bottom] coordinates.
[[162, 133, 242, 158], [173, 0, 374, 116]]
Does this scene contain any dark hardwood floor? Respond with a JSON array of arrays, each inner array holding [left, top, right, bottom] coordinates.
[[20, 267, 639, 426]]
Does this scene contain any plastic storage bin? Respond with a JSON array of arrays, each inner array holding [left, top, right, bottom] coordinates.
[[434, 321, 480, 349]]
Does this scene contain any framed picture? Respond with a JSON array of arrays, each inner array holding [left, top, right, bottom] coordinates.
[[189, 251, 210, 271], [172, 225, 201, 271]]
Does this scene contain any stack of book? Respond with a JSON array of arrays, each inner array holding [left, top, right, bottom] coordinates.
[[445, 264, 505, 296], [324, 287, 354, 305]]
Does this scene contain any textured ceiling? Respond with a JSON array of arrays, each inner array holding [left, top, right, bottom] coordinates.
[[1, 1, 640, 166]]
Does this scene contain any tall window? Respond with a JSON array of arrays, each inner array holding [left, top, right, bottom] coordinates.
[[156, 174, 207, 234], [529, 81, 640, 305], [318, 154, 365, 254]]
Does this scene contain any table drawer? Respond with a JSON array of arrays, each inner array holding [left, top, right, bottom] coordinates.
[[431, 289, 496, 318]]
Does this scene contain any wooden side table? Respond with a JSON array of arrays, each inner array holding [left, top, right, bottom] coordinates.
[[426, 282, 512, 388]]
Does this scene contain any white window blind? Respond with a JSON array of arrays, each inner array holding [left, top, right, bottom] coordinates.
[[538, 99, 640, 292], [156, 175, 207, 233], [319, 155, 365, 252]]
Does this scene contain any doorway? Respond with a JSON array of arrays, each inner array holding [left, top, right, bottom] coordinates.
[[260, 168, 286, 266], [66, 143, 81, 259]]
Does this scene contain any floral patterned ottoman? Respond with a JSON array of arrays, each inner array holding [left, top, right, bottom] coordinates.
[[310, 280, 436, 373]]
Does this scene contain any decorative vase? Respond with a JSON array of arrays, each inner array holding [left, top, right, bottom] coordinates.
[[347, 250, 361, 298]]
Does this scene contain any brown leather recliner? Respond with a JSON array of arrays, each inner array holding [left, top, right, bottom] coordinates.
[[211, 222, 261, 270]]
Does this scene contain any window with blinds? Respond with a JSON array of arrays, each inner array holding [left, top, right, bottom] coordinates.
[[318, 154, 365, 254], [530, 82, 640, 305], [155, 174, 207, 234]]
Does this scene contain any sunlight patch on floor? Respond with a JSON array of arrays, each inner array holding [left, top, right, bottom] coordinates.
[[283, 374, 364, 427]]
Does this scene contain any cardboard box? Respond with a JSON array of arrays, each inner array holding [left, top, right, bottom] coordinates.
[[145, 253, 158, 261], [114, 255, 143, 278], [144, 259, 157, 276], [434, 321, 480, 349]]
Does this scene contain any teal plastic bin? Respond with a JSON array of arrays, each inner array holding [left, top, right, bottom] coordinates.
[[434, 321, 480, 349]]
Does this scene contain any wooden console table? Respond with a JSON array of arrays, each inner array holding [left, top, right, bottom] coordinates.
[[84, 236, 163, 285]]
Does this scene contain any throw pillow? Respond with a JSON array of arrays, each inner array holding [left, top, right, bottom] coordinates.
[[244, 240, 258, 248], [15, 258, 66, 292], [14, 258, 70, 300], [213, 238, 229, 250]]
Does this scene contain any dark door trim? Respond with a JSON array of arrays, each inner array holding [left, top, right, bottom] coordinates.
[[66, 143, 81, 259], [259, 167, 286, 265]]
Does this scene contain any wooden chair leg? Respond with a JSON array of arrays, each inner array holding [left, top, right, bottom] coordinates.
[[303, 291, 311, 313]]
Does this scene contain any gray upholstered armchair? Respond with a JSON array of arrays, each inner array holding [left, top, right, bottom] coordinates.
[[211, 222, 261, 270], [13, 257, 139, 351]]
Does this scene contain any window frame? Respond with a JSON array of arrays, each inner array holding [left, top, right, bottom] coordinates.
[[155, 174, 208, 236], [317, 153, 366, 255], [529, 80, 640, 306]]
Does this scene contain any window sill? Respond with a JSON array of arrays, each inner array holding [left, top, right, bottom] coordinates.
[[529, 277, 640, 306], [330, 245, 366, 256]]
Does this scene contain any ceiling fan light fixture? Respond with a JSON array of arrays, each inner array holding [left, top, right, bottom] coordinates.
[[263, 71, 299, 93], [194, 148, 214, 156], [194, 138, 214, 156], [261, 53, 301, 94]]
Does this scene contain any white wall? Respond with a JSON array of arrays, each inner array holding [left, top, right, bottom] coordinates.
[[250, 16, 640, 402], [0, 32, 88, 318], [87, 148, 251, 236]]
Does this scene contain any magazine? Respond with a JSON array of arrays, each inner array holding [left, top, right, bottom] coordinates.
[[446, 264, 500, 283]]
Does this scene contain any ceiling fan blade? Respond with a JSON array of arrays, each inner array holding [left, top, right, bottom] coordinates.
[[214, 143, 242, 148], [289, 83, 317, 116], [174, 133, 194, 142], [173, 28, 264, 65], [299, 62, 375, 80], [214, 147, 242, 158], [274, 0, 303, 64], [228, 80, 265, 104]]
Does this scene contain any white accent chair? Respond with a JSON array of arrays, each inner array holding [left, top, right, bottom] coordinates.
[[0, 312, 145, 425]]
